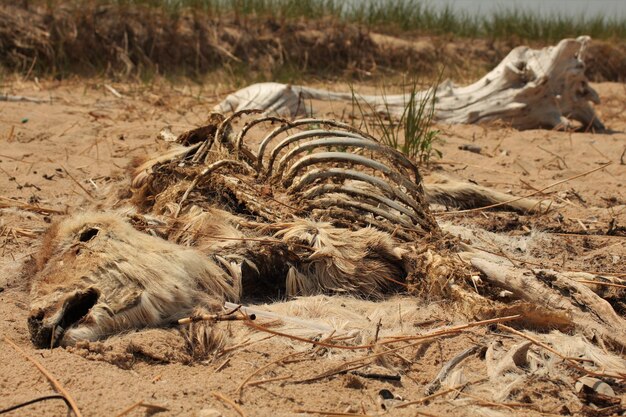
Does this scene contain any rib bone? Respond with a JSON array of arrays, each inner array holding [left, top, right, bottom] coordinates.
[[272, 136, 421, 183], [280, 152, 423, 200], [264, 130, 369, 176], [257, 118, 379, 170], [304, 198, 415, 229], [302, 184, 420, 223], [289, 168, 427, 223]]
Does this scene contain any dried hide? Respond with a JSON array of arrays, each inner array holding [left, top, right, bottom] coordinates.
[[26, 113, 625, 374], [28, 210, 239, 348]]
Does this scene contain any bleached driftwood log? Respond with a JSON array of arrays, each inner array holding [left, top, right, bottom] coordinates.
[[214, 37, 604, 131]]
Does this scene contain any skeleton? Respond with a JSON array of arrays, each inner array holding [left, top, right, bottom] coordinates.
[[215, 37, 605, 131], [27, 113, 625, 360]]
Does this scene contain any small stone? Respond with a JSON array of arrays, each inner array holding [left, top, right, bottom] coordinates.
[[458, 144, 482, 154]]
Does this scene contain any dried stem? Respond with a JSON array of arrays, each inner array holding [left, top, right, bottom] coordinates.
[[294, 410, 373, 417], [575, 279, 626, 289], [236, 352, 300, 395], [246, 374, 293, 387], [211, 391, 247, 417], [177, 305, 246, 325], [299, 316, 520, 383], [246, 315, 520, 353], [61, 165, 95, 200], [0, 196, 64, 215], [3, 336, 83, 417]]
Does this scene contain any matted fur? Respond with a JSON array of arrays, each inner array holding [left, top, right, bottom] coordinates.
[[276, 219, 407, 297], [26, 113, 624, 373], [28, 207, 425, 348], [23, 113, 544, 349], [29, 210, 239, 347]]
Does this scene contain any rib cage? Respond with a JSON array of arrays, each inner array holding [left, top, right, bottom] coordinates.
[[137, 112, 439, 241]]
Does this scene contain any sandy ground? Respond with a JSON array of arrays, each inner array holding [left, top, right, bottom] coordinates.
[[0, 77, 624, 417]]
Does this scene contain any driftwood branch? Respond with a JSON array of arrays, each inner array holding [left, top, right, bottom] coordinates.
[[215, 37, 604, 131]]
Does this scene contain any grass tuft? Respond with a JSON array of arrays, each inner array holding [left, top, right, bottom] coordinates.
[[351, 78, 442, 164]]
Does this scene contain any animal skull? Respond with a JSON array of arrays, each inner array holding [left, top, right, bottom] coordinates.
[[28, 211, 238, 348]]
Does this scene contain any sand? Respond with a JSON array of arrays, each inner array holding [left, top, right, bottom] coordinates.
[[0, 77, 624, 416]]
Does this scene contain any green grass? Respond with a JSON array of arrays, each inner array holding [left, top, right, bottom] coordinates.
[[97, 0, 626, 41], [350, 79, 442, 164]]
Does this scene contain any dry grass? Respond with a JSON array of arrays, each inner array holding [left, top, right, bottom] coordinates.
[[1, 2, 625, 82]]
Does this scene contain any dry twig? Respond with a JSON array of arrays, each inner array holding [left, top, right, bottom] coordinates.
[[236, 352, 300, 395], [113, 401, 168, 417], [3, 336, 83, 417], [575, 279, 626, 289], [211, 391, 247, 417], [0, 94, 48, 103], [176, 304, 247, 325], [299, 316, 520, 383], [246, 374, 293, 387], [61, 165, 95, 200], [0, 196, 64, 215], [246, 315, 520, 352], [294, 410, 373, 417]]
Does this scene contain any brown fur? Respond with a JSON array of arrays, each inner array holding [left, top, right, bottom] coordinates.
[[25, 115, 543, 350], [28, 210, 239, 348], [28, 206, 416, 348], [277, 220, 406, 297]]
